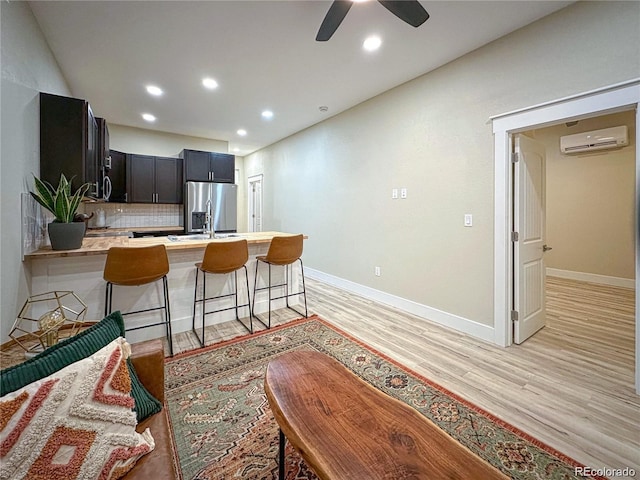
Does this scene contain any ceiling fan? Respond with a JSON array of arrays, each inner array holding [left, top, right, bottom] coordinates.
[[316, 0, 430, 42]]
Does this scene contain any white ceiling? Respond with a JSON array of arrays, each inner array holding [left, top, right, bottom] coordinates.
[[29, 0, 573, 156]]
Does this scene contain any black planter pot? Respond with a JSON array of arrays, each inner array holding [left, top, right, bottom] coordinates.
[[48, 222, 86, 250]]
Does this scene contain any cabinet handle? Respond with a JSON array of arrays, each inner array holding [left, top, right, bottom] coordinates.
[[210, 171, 214, 181]]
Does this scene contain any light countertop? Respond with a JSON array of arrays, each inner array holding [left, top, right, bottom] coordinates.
[[25, 232, 304, 259]]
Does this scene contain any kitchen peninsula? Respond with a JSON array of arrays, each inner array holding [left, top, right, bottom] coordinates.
[[24, 232, 306, 344]]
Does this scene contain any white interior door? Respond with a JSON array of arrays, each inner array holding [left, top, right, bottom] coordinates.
[[248, 175, 263, 233], [513, 134, 547, 344]]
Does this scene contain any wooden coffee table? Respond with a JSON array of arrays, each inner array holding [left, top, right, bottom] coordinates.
[[265, 350, 509, 480]]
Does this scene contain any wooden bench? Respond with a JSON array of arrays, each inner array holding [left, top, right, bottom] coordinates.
[[265, 350, 509, 480]]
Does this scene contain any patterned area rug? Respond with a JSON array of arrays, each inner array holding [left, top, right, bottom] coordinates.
[[165, 316, 603, 480]]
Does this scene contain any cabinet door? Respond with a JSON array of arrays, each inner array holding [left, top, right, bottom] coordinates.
[[85, 105, 99, 197], [183, 149, 211, 181], [128, 154, 155, 203], [39, 93, 87, 192], [155, 157, 182, 204], [108, 150, 127, 203], [211, 153, 235, 183]]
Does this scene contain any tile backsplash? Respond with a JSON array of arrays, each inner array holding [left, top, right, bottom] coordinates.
[[83, 203, 183, 229], [21, 193, 49, 257], [21, 199, 183, 257]]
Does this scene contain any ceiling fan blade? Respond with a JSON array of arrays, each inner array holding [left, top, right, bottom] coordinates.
[[377, 0, 429, 28], [316, 1, 353, 41]]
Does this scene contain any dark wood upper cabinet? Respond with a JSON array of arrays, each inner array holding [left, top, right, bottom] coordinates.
[[107, 150, 127, 203], [96, 118, 110, 168], [155, 156, 182, 203], [211, 153, 235, 183], [39, 92, 99, 196], [127, 154, 182, 204], [181, 149, 235, 183]]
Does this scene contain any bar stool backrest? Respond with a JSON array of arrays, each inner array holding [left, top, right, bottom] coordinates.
[[264, 235, 303, 265], [103, 245, 169, 286], [201, 239, 249, 274]]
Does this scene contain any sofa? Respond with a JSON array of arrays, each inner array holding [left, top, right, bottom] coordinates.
[[126, 339, 179, 479], [0, 313, 179, 480]]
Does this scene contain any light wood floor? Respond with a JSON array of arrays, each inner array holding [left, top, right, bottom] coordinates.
[[172, 276, 639, 475]]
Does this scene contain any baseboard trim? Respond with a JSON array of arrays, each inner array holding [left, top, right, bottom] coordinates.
[[546, 268, 634, 289], [305, 268, 496, 344]]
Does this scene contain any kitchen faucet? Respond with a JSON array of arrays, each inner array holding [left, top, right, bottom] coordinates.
[[205, 199, 214, 238]]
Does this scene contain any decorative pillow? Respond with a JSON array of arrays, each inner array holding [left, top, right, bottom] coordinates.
[[1, 311, 126, 397], [126, 359, 162, 422], [0, 337, 154, 480], [0, 311, 162, 422]]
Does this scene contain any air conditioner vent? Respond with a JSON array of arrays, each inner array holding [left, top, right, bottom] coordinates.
[[560, 126, 628, 154]]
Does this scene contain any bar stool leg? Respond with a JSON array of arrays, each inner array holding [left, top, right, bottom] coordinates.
[[243, 265, 253, 334], [267, 263, 272, 328], [105, 282, 113, 316], [202, 272, 207, 346], [252, 261, 259, 323], [299, 259, 308, 318], [234, 270, 240, 321], [163, 276, 174, 356]]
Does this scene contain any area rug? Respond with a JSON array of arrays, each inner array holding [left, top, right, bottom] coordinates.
[[165, 315, 603, 480]]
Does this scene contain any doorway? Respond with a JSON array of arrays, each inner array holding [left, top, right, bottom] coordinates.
[[491, 80, 640, 392], [248, 174, 263, 233]]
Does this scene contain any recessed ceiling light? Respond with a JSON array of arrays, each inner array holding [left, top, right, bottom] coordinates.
[[202, 77, 219, 90], [232, 147, 240, 152], [261, 110, 274, 119], [146, 85, 163, 96], [237, 129, 247, 136], [363, 35, 382, 52], [142, 113, 156, 122]]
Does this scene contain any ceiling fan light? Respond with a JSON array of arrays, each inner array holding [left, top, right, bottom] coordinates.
[[363, 35, 382, 51]]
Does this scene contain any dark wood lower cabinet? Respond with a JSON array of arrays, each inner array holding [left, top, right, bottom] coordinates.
[[127, 154, 182, 204]]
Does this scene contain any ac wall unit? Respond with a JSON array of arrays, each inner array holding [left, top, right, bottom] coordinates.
[[560, 126, 628, 154]]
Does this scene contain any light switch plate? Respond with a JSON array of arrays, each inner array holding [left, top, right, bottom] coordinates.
[[392, 189, 398, 199], [464, 214, 473, 227], [400, 188, 407, 199]]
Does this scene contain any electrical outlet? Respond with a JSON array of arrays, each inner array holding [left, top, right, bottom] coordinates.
[[392, 189, 398, 199], [374, 266, 381, 276], [400, 188, 407, 199]]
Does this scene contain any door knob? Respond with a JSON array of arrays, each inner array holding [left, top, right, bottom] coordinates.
[[543, 244, 553, 252]]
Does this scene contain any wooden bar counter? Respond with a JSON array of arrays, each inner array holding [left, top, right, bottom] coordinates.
[[24, 231, 288, 259], [24, 232, 306, 343]]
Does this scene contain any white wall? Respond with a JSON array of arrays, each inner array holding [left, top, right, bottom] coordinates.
[[1, 1, 71, 342], [109, 123, 228, 157], [244, 1, 640, 331], [528, 111, 635, 283]]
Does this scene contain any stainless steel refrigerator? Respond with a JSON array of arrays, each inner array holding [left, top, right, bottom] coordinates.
[[185, 181, 237, 233]]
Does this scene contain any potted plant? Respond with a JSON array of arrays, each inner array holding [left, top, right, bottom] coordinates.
[[31, 174, 91, 250]]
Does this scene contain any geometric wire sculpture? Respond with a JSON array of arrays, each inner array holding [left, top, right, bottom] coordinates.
[[9, 291, 87, 354]]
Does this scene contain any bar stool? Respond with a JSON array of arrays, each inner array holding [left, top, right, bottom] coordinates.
[[252, 234, 308, 329], [103, 244, 173, 356], [192, 239, 253, 347]]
